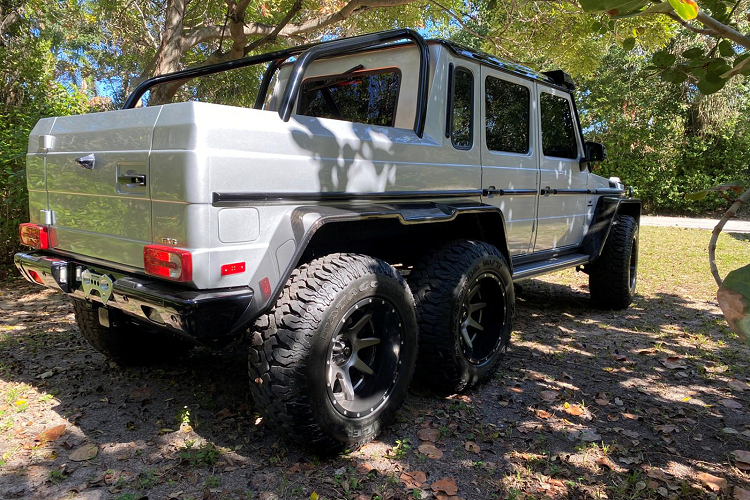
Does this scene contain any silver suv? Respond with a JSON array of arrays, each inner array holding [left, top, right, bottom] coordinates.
[[15, 29, 640, 452]]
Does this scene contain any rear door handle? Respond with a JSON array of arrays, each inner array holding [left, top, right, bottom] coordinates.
[[117, 174, 146, 187]]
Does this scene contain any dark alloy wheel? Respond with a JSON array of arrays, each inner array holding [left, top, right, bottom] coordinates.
[[248, 253, 418, 453], [409, 240, 515, 394], [458, 272, 507, 365], [588, 214, 639, 310], [326, 297, 405, 418]]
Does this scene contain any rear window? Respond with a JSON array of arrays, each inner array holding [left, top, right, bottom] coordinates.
[[297, 69, 401, 127]]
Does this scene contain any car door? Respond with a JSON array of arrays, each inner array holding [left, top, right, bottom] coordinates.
[[479, 67, 539, 256], [533, 87, 589, 251]]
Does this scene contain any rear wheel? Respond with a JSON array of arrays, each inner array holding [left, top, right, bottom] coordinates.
[[72, 299, 193, 365], [409, 240, 515, 394], [248, 253, 417, 453], [588, 214, 639, 310]]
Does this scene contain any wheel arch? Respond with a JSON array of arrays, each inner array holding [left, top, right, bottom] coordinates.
[[583, 196, 642, 262], [242, 203, 511, 321]]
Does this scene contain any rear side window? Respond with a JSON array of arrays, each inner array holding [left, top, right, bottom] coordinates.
[[540, 92, 578, 159], [297, 69, 401, 127], [484, 76, 530, 154], [450, 67, 473, 149]]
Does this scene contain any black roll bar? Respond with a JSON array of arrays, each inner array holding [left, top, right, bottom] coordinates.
[[123, 29, 430, 137]]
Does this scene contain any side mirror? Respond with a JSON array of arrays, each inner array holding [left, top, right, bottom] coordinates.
[[585, 141, 607, 162], [581, 141, 607, 171]]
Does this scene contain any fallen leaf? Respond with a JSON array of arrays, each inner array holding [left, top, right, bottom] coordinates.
[[400, 470, 426, 489], [536, 409, 552, 419], [661, 357, 687, 369], [431, 477, 458, 496], [735, 487, 750, 500], [621, 429, 640, 439], [562, 372, 573, 380], [720, 399, 742, 410], [129, 387, 152, 400], [464, 441, 480, 453], [613, 354, 628, 361], [654, 425, 678, 434], [564, 403, 584, 416], [69, 443, 98, 462], [540, 390, 559, 402], [697, 472, 727, 492], [35, 424, 66, 442], [418, 443, 443, 459], [596, 456, 615, 469], [595, 393, 609, 406], [614, 397, 624, 406], [732, 450, 750, 470], [356, 462, 374, 474], [417, 428, 440, 442], [37, 370, 54, 379], [580, 428, 601, 442], [287, 463, 301, 474], [644, 467, 671, 481], [728, 380, 749, 392]]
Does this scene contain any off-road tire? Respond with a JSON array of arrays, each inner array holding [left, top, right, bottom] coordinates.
[[588, 214, 639, 310], [72, 299, 192, 365], [409, 240, 515, 394], [248, 253, 418, 454]]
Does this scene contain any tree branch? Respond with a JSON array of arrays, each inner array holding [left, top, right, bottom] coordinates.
[[695, 10, 750, 50], [243, 0, 302, 55], [664, 12, 714, 35]]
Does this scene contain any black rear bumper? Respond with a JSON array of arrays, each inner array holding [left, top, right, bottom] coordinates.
[[14, 251, 254, 345]]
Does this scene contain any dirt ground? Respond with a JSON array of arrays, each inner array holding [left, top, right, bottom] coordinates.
[[1, 226, 749, 500]]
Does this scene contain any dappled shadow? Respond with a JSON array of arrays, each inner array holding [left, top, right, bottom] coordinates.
[[1, 272, 749, 499]]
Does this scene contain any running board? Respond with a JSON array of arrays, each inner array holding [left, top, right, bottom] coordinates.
[[512, 253, 590, 280]]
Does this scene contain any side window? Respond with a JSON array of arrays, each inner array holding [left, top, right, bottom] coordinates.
[[540, 92, 578, 159], [484, 76, 530, 154], [450, 67, 473, 149], [297, 69, 401, 127]]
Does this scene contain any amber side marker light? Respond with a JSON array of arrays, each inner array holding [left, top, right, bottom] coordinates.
[[143, 245, 192, 282], [19, 223, 50, 249]]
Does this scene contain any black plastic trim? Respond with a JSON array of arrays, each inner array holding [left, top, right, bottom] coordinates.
[[212, 189, 483, 205], [482, 188, 538, 197]]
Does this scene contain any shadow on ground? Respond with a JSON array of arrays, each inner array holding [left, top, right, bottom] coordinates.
[[0, 274, 748, 499]]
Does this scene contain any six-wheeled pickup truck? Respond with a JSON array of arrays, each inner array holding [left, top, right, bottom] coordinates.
[[15, 29, 640, 452]]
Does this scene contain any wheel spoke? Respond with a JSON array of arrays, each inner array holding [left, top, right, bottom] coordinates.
[[354, 336, 381, 350], [467, 317, 484, 332], [468, 301, 487, 313], [461, 324, 474, 349], [331, 366, 356, 401], [347, 313, 373, 336], [352, 355, 375, 376]]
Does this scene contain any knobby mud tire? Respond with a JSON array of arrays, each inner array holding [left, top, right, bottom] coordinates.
[[248, 253, 418, 454], [72, 299, 192, 365], [588, 214, 639, 310], [409, 240, 515, 394]]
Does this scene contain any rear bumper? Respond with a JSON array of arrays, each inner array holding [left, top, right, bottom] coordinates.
[[14, 251, 254, 345]]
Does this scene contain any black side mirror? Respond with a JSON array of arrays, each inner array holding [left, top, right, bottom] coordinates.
[[581, 141, 607, 171], [585, 141, 607, 162]]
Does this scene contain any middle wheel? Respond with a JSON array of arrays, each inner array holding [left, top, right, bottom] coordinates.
[[409, 240, 515, 393]]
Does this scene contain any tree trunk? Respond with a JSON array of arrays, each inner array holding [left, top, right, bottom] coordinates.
[[149, 0, 188, 105], [709, 187, 750, 287]]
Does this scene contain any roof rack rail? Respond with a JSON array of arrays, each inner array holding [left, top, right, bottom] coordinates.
[[542, 70, 575, 90]]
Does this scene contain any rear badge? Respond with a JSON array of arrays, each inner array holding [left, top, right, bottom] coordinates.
[[161, 237, 178, 245]]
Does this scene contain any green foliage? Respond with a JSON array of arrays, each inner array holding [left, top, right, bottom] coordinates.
[[578, 41, 750, 213], [1, 5, 90, 276], [178, 440, 220, 467]]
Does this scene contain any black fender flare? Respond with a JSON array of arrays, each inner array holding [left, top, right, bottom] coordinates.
[[582, 196, 642, 262]]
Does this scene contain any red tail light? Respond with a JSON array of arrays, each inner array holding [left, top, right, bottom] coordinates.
[[19, 223, 50, 249], [143, 245, 192, 282]]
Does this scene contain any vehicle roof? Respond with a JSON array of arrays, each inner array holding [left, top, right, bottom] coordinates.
[[428, 39, 554, 85]]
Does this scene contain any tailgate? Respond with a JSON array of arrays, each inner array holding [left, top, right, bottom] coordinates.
[[45, 107, 162, 268]]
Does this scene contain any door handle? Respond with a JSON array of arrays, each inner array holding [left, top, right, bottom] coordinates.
[[75, 154, 96, 169], [482, 185, 504, 196], [540, 186, 556, 195], [117, 174, 146, 187]]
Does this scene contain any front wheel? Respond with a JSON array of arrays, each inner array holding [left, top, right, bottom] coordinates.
[[248, 253, 418, 453], [409, 240, 515, 394], [588, 214, 639, 309]]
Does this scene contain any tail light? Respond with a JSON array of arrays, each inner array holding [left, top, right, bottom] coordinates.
[[19, 223, 50, 249], [143, 245, 192, 282]]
